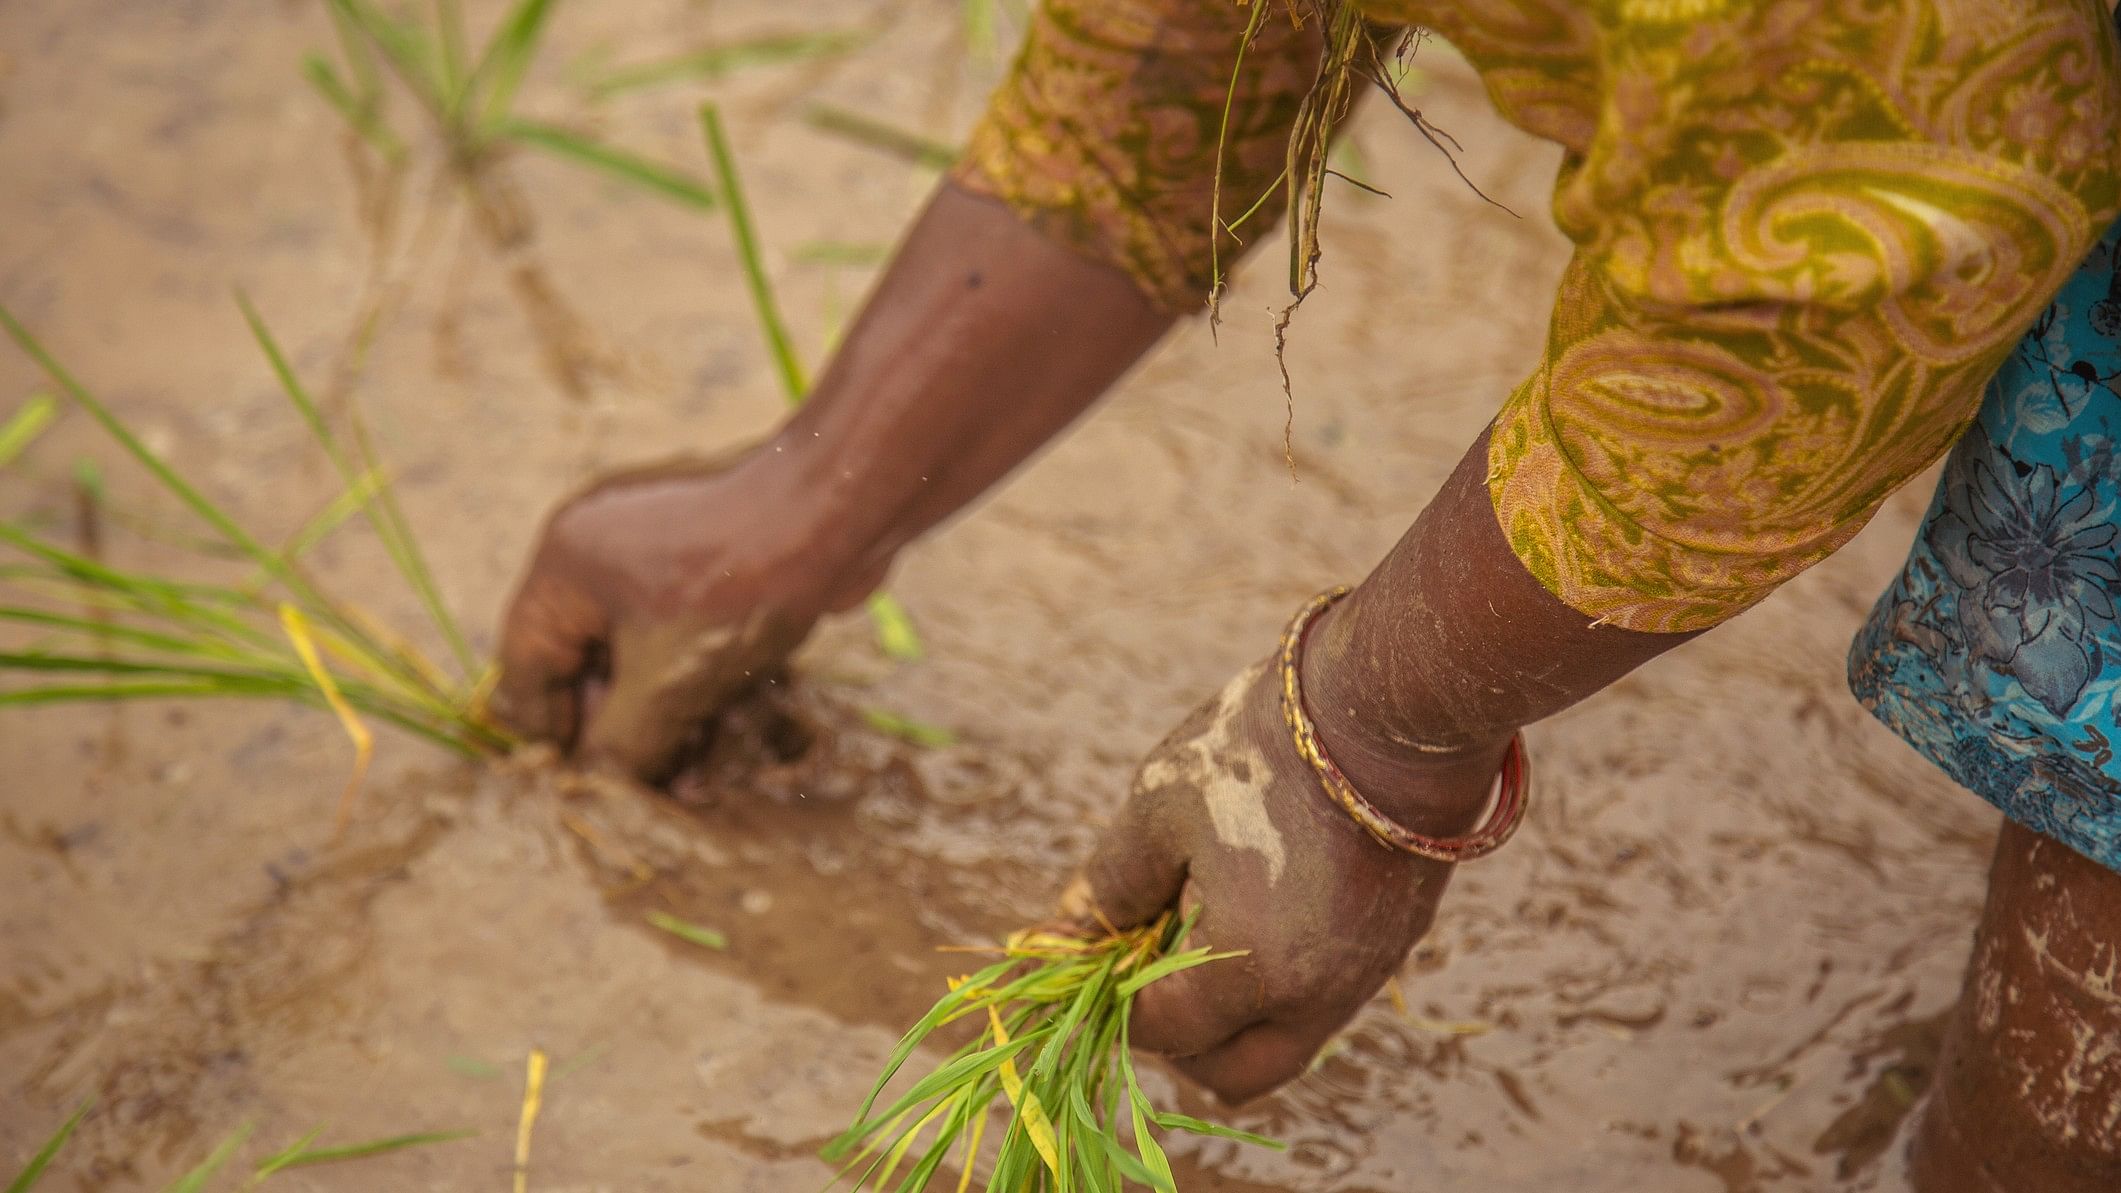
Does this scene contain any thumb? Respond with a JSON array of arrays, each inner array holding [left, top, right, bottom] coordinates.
[[1063, 791, 1191, 932], [574, 611, 795, 784], [492, 571, 605, 746]]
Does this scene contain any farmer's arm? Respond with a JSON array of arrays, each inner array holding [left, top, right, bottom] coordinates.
[[493, 0, 1315, 778], [1074, 6, 2121, 1101]]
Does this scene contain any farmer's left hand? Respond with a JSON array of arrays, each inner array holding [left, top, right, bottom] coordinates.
[[1063, 655, 1504, 1103]]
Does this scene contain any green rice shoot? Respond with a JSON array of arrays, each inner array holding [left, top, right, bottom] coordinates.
[[824, 914, 1283, 1191], [588, 29, 871, 97], [0, 301, 511, 825], [4, 1102, 474, 1192], [801, 104, 959, 172], [308, 0, 720, 210]]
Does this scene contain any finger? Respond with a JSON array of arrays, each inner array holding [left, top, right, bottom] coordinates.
[[576, 612, 790, 784], [492, 571, 605, 745], [1126, 899, 1267, 1059], [1165, 1019, 1328, 1105], [1070, 791, 1191, 932]]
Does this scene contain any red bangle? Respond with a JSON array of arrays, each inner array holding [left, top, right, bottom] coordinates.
[[1278, 586, 1531, 862]]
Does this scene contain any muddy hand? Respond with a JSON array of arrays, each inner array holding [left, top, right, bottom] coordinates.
[[494, 451, 888, 783], [1066, 657, 1503, 1104]]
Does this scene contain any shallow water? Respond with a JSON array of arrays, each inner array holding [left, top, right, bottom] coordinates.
[[1, 2, 1996, 1189]]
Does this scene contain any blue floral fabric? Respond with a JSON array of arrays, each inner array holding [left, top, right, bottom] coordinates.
[[1850, 215, 2121, 875]]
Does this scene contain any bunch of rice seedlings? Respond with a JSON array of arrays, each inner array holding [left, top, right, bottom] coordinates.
[[824, 914, 1284, 1191], [0, 300, 510, 824], [4, 1101, 474, 1192], [307, 0, 720, 209]]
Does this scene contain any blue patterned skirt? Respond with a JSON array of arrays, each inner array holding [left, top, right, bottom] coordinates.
[[1850, 217, 2121, 875]]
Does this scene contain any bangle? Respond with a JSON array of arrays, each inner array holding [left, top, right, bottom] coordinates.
[[1277, 586, 1531, 862]]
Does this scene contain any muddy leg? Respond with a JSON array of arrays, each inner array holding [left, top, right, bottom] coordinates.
[[1910, 821, 2121, 1192]]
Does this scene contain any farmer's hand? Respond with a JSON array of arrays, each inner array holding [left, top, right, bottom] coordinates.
[[494, 451, 889, 782], [1066, 655, 1506, 1104]]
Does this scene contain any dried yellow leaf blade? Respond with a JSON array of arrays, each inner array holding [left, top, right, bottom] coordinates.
[[987, 1006, 1059, 1174], [278, 603, 374, 834], [513, 1048, 548, 1193]]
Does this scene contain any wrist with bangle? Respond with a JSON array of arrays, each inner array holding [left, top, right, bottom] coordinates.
[[1279, 586, 1531, 862]]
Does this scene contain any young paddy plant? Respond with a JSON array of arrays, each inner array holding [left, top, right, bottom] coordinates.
[[4, 1101, 475, 1192], [0, 300, 510, 825], [825, 913, 1284, 1191], [308, 0, 721, 212]]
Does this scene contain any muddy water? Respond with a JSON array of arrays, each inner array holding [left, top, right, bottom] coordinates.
[[0, 2, 2002, 1190]]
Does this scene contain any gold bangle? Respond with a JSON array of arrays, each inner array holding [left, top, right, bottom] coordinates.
[[1278, 586, 1531, 862]]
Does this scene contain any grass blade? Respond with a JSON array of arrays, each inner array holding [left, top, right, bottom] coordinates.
[[859, 706, 954, 748], [0, 607, 267, 662], [235, 294, 477, 678], [590, 29, 869, 96], [699, 103, 807, 401], [279, 604, 375, 834], [495, 119, 718, 211], [645, 910, 728, 951], [274, 467, 389, 568], [163, 1123, 253, 1193], [0, 679, 298, 705], [328, 0, 447, 119], [0, 394, 58, 468], [243, 1124, 327, 1188], [963, 0, 998, 60], [252, 1127, 475, 1178], [302, 54, 408, 163], [6, 1102, 89, 1193], [1150, 1112, 1285, 1149], [433, 0, 469, 102], [0, 306, 377, 661], [865, 593, 923, 662], [471, 0, 557, 132], [986, 1010, 1059, 1176], [801, 104, 956, 171], [793, 240, 891, 268]]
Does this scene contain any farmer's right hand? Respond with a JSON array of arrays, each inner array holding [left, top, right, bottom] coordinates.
[[493, 450, 891, 783], [1060, 654, 1508, 1105]]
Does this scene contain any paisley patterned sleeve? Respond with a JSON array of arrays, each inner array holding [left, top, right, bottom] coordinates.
[[1473, 0, 2121, 632], [950, 0, 1319, 312]]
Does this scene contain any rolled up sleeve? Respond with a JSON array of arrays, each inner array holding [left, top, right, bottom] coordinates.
[[1482, 1, 2121, 632], [950, 0, 1319, 312]]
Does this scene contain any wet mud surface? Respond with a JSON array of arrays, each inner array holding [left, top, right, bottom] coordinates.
[[1, 1, 2007, 1189]]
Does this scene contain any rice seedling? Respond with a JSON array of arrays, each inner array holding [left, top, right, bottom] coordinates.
[[0, 395, 58, 469], [587, 29, 871, 98], [164, 1126, 256, 1193], [4, 1102, 86, 1193], [802, 104, 959, 172], [4, 1102, 474, 1192], [306, 0, 720, 212], [859, 707, 957, 749], [242, 1127, 479, 1185], [697, 102, 926, 664], [0, 300, 510, 823], [824, 914, 1283, 1191], [646, 909, 729, 951]]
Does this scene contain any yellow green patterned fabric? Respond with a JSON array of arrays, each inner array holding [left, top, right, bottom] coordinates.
[[953, 0, 2121, 632]]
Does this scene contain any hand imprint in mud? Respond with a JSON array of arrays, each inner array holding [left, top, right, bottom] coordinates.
[[1065, 658, 1486, 1103]]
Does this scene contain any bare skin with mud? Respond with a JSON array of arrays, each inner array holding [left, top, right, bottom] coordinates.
[[4, 2, 2117, 1190]]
